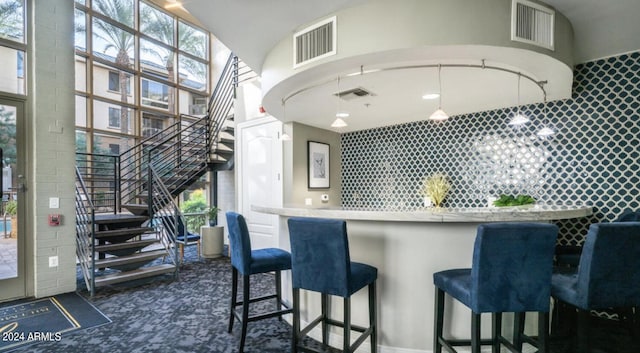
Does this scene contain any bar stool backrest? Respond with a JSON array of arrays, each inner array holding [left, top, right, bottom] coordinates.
[[288, 217, 351, 297], [226, 212, 253, 275], [470, 222, 558, 313], [614, 209, 640, 222], [575, 222, 640, 309]]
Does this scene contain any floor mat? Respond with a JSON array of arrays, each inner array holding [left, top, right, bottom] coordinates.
[[0, 292, 111, 352]]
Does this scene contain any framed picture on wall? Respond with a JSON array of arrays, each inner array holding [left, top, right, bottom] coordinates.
[[308, 141, 330, 189]]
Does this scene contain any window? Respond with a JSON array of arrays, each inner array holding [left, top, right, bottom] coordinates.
[[108, 143, 120, 155], [142, 115, 164, 137], [141, 79, 169, 109], [0, 0, 26, 95], [108, 107, 120, 128], [107, 106, 132, 130], [0, 0, 24, 43], [108, 71, 131, 94], [75, 0, 213, 149]]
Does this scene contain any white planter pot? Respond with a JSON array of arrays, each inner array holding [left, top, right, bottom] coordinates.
[[201, 225, 224, 258]]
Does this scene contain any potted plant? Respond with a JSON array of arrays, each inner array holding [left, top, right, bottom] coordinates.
[[207, 206, 220, 226], [5, 200, 17, 238], [203, 206, 224, 258]]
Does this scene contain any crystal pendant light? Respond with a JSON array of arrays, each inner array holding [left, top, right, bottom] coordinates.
[[331, 76, 348, 128], [537, 93, 555, 137], [508, 74, 530, 126], [280, 99, 291, 141], [429, 65, 449, 121]]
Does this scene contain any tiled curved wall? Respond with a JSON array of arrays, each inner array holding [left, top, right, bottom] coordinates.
[[341, 51, 640, 244]]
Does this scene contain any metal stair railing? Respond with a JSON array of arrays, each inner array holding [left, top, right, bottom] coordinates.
[[75, 166, 96, 296], [118, 121, 182, 210], [208, 53, 238, 168], [76, 152, 119, 214], [145, 116, 209, 209], [147, 165, 182, 267]]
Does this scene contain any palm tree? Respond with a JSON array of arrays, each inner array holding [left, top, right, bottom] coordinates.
[[91, 0, 134, 152], [140, 4, 207, 113], [0, 0, 23, 41]]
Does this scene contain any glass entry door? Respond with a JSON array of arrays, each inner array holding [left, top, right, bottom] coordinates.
[[0, 99, 25, 300]]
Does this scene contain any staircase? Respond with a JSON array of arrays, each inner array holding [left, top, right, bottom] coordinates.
[[75, 53, 245, 296]]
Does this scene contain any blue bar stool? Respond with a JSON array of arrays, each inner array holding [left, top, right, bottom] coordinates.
[[226, 212, 293, 353], [433, 222, 558, 353], [549, 222, 640, 352], [287, 217, 377, 353]]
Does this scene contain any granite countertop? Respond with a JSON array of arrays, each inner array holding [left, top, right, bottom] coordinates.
[[252, 204, 594, 223]]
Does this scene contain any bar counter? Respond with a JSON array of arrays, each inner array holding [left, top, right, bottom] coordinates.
[[253, 204, 593, 352]]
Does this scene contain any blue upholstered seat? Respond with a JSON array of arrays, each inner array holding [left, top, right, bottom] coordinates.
[[550, 222, 640, 352], [226, 212, 292, 353], [157, 214, 200, 263], [433, 222, 558, 353], [555, 209, 640, 268], [288, 217, 377, 353]]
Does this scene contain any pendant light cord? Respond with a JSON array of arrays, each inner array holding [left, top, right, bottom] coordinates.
[[438, 64, 443, 109]]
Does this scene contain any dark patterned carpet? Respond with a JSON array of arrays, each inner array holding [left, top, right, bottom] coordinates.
[[10, 248, 294, 353], [7, 246, 640, 353]]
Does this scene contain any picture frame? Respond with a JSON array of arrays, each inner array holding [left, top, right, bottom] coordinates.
[[308, 141, 330, 189]]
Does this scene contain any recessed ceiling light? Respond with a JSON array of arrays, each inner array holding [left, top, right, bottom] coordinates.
[[422, 93, 440, 100], [336, 112, 350, 118], [165, 0, 182, 9]]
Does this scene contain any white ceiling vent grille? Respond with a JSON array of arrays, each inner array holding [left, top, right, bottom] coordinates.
[[511, 0, 555, 50], [293, 16, 336, 68]]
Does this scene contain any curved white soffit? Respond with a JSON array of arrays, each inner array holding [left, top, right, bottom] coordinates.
[[260, 0, 574, 131]]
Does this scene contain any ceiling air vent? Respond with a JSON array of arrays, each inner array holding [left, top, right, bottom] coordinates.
[[511, 0, 555, 50], [334, 87, 375, 101], [293, 16, 336, 68]]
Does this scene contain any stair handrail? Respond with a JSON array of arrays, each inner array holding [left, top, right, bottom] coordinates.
[[75, 166, 96, 296], [76, 152, 120, 214], [147, 165, 182, 266], [207, 53, 237, 168]]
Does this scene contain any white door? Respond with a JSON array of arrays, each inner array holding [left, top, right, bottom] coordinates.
[[237, 117, 283, 249]]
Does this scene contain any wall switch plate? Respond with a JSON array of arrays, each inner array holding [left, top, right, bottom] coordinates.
[[49, 256, 58, 268], [49, 197, 60, 209], [304, 198, 312, 206]]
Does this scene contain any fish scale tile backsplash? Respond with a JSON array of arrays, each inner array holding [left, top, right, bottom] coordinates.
[[341, 51, 640, 245]]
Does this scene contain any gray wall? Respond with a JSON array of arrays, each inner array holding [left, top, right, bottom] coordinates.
[[29, 0, 77, 297], [284, 122, 341, 207]]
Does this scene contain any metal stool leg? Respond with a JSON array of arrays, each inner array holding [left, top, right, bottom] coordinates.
[[434, 287, 445, 353], [321, 293, 329, 348], [292, 288, 300, 353], [239, 274, 250, 353], [471, 312, 481, 353], [344, 297, 351, 353], [228, 268, 238, 333], [369, 281, 377, 353]]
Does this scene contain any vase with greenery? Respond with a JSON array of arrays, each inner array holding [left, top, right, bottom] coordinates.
[[421, 173, 451, 208], [207, 206, 220, 226]]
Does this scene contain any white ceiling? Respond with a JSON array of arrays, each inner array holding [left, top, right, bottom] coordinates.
[[179, 0, 640, 132]]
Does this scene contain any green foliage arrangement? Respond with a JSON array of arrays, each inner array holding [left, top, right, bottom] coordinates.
[[5, 200, 17, 216], [207, 206, 220, 224], [492, 194, 536, 207], [181, 190, 207, 232]]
